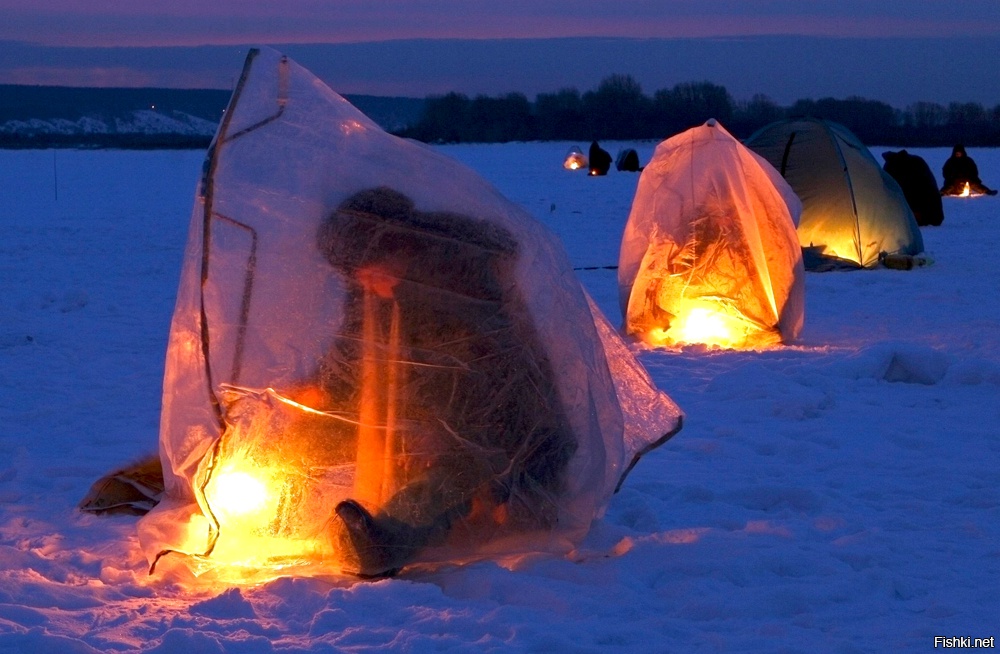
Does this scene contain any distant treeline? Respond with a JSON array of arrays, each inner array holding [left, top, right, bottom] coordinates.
[[6, 79, 999, 149], [399, 74, 1000, 147]]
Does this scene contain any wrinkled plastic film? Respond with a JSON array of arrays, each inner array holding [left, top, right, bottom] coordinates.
[[139, 48, 682, 581], [619, 121, 804, 349]]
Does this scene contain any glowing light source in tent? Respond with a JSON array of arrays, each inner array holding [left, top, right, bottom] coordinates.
[[205, 469, 269, 520], [639, 300, 759, 349], [673, 306, 739, 348], [199, 453, 314, 573]]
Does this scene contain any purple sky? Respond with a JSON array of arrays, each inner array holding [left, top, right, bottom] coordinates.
[[4, 1, 1000, 47], [2, 1, 1000, 105]]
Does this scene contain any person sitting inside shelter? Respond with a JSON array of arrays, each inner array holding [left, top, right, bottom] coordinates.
[[941, 144, 997, 196], [311, 186, 578, 577]]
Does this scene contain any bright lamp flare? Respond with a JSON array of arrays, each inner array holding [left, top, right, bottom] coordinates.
[[674, 306, 737, 346], [205, 469, 269, 520], [959, 182, 971, 197]]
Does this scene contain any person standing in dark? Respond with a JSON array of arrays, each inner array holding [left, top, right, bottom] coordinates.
[[941, 144, 998, 196]]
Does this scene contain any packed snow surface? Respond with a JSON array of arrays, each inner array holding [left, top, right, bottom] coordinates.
[[1, 143, 998, 652]]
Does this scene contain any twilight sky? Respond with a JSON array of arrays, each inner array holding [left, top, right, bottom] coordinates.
[[2, 1, 1000, 106]]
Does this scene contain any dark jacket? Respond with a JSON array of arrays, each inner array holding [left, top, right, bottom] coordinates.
[[309, 187, 577, 574]]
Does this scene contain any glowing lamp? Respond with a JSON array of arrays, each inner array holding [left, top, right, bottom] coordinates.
[[197, 452, 329, 576], [563, 150, 588, 171], [673, 306, 739, 347], [634, 299, 766, 349], [204, 469, 269, 521], [959, 182, 971, 197]]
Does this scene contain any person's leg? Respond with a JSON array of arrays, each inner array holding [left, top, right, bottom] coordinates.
[[330, 477, 473, 577]]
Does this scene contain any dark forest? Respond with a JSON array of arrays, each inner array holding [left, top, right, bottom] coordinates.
[[399, 74, 1000, 147]]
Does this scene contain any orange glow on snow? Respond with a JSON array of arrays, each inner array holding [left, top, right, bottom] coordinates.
[[673, 306, 739, 347], [639, 300, 752, 349]]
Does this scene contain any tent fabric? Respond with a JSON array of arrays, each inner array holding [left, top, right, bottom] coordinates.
[[745, 118, 924, 270], [616, 148, 642, 172], [137, 47, 682, 582], [618, 120, 805, 350]]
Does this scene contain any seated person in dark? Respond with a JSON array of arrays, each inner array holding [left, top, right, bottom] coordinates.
[[589, 141, 613, 176], [941, 144, 997, 196], [305, 187, 577, 577], [882, 150, 944, 226]]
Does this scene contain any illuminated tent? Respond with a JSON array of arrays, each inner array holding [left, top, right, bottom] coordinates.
[[137, 48, 682, 583], [563, 146, 588, 170], [745, 118, 923, 270], [618, 119, 805, 349]]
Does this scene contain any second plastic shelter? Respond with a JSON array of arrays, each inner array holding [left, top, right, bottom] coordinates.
[[619, 120, 805, 349]]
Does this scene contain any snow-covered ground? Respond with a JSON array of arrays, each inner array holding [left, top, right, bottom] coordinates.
[[1, 142, 998, 652]]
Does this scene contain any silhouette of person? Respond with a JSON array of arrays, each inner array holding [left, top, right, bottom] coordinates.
[[941, 144, 997, 196], [588, 141, 612, 176], [306, 187, 577, 577], [882, 150, 944, 226]]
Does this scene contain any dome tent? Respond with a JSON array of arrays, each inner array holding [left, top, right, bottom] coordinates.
[[136, 48, 682, 583], [745, 117, 923, 270], [618, 119, 805, 349], [563, 146, 587, 170]]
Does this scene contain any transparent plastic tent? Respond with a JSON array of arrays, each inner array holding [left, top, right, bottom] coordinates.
[[137, 48, 682, 583], [563, 146, 588, 171], [618, 120, 805, 349]]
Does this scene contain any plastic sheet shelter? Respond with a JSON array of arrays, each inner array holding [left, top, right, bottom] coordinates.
[[746, 118, 923, 270], [618, 120, 805, 349], [563, 146, 588, 171], [137, 48, 682, 583]]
